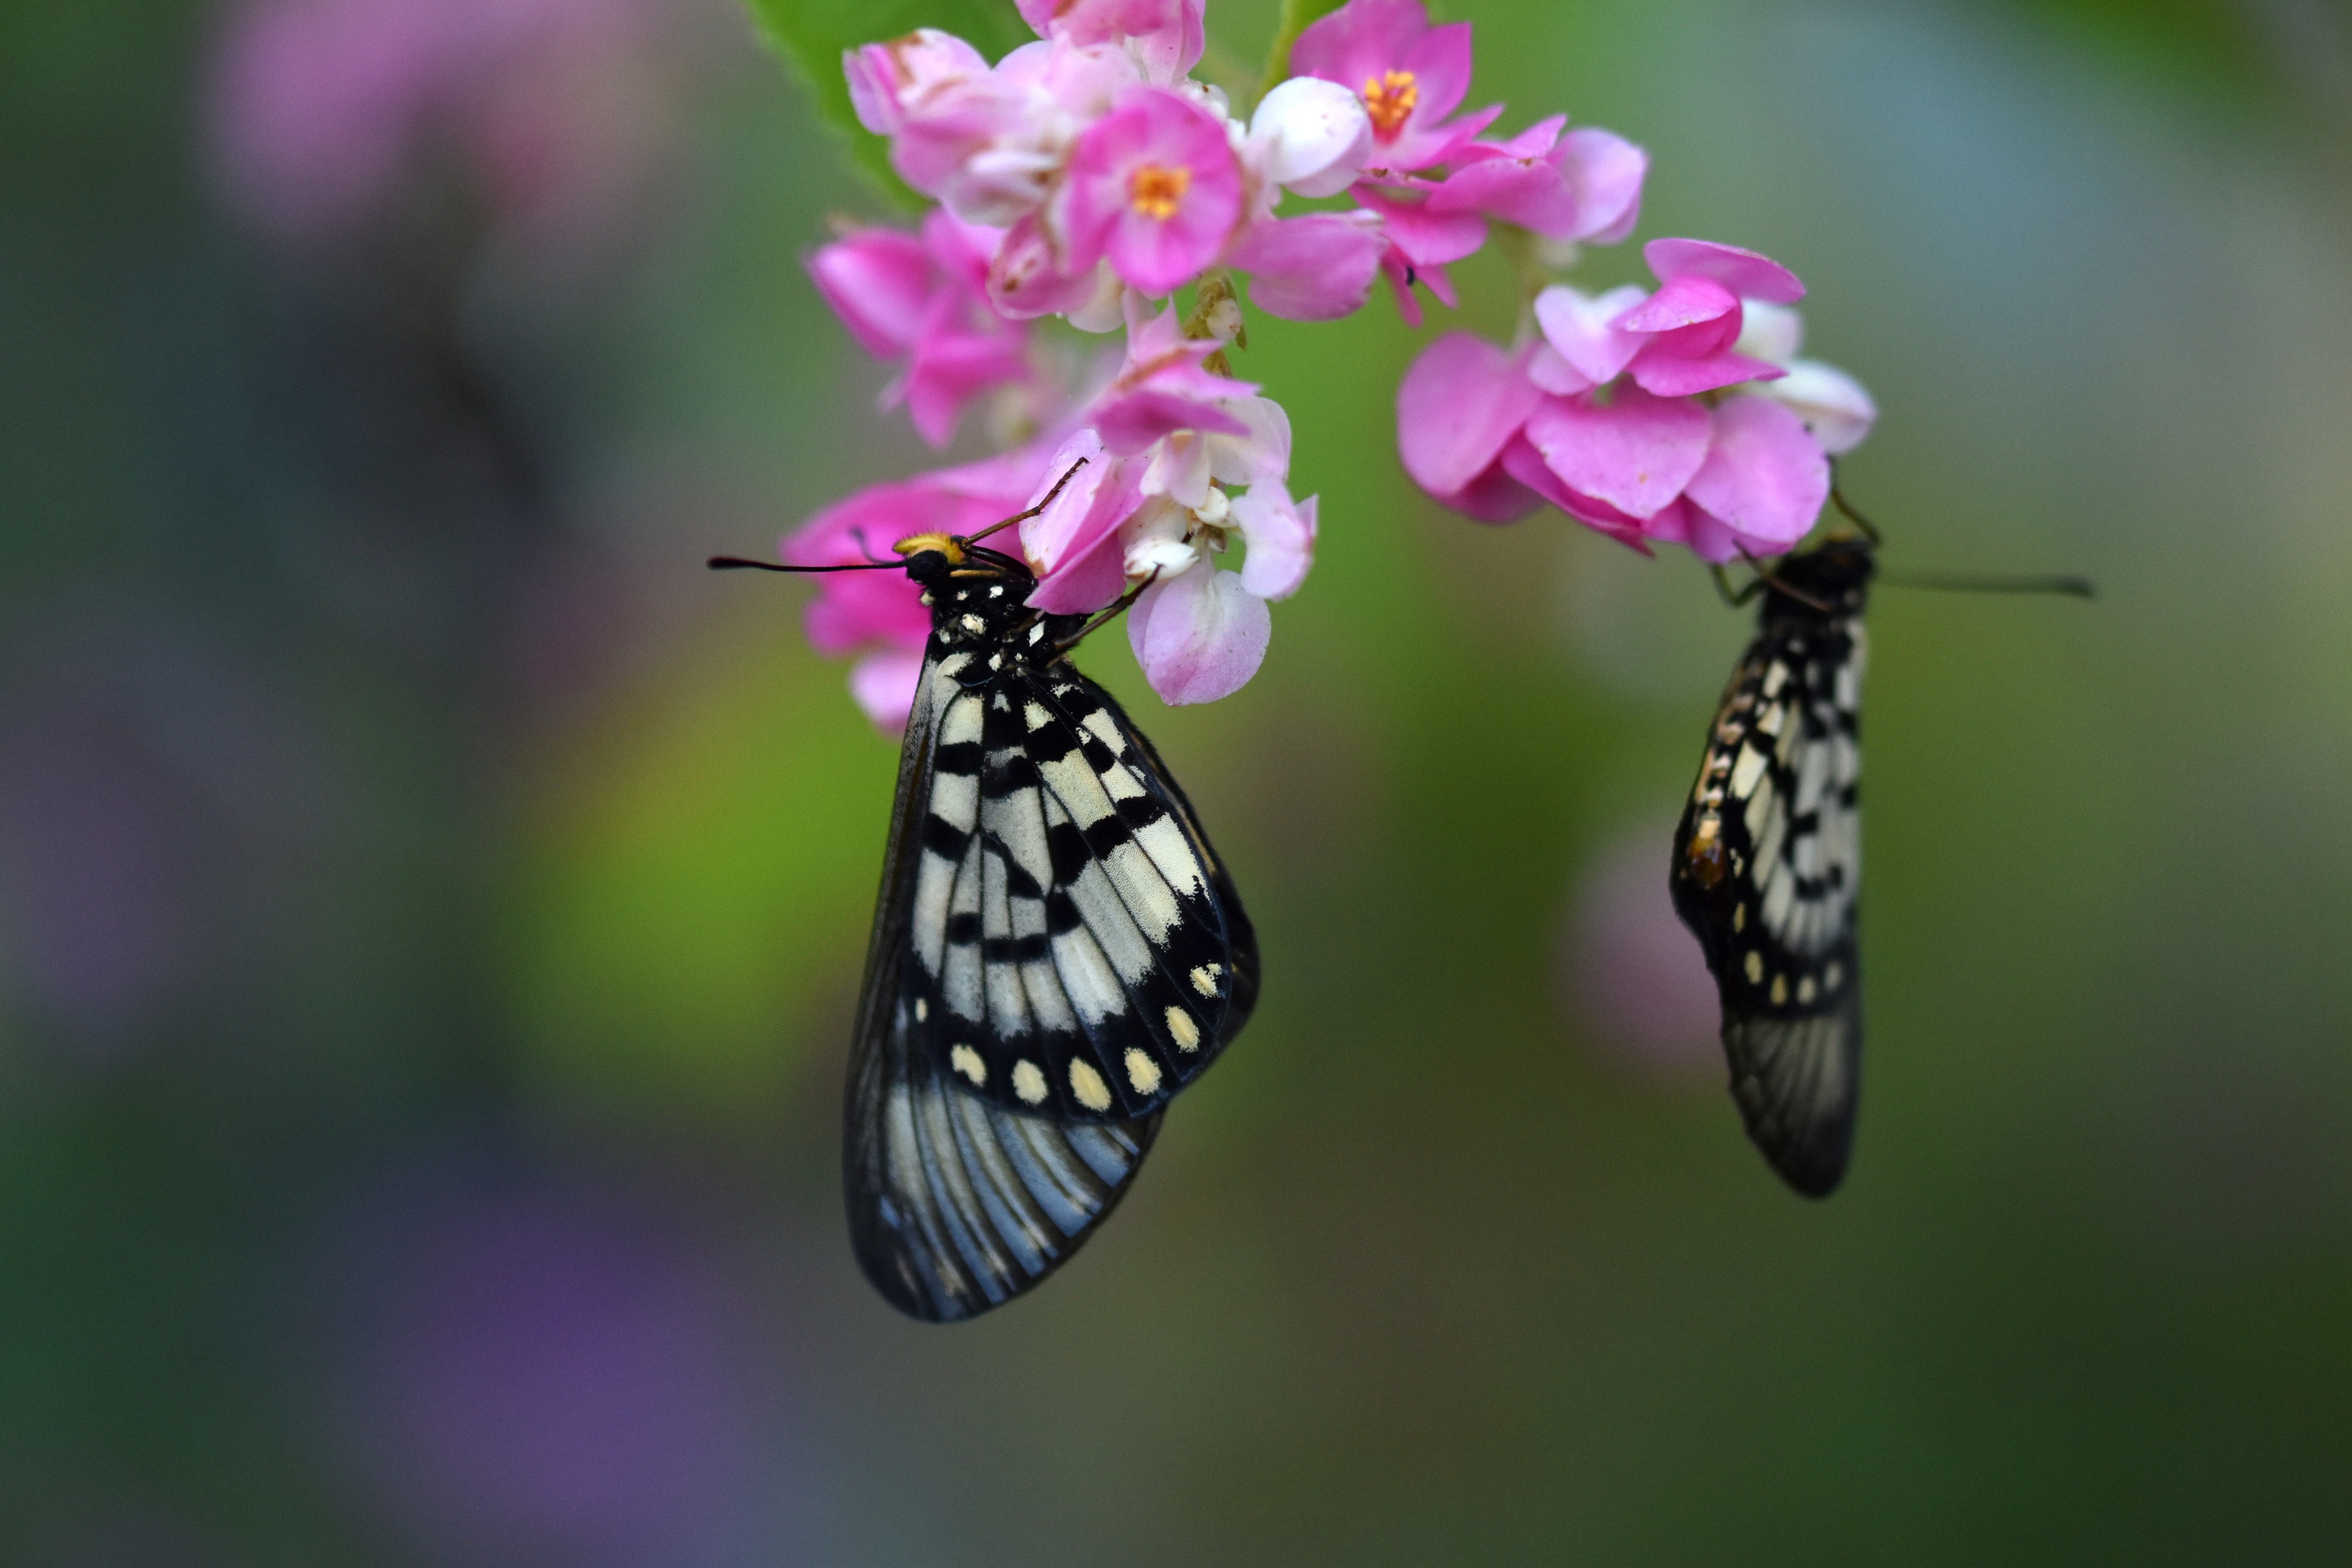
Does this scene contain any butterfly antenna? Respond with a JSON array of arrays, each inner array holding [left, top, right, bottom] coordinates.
[[706, 555, 903, 574], [965, 457, 1090, 546], [1733, 549, 1832, 613], [1879, 572, 2096, 598]]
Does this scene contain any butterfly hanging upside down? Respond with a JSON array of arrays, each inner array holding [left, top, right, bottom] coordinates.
[[1671, 532, 1874, 1198], [1671, 494, 2090, 1198], [713, 463, 1258, 1320]]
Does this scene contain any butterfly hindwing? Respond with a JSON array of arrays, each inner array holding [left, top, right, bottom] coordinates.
[[1671, 540, 1871, 1196]]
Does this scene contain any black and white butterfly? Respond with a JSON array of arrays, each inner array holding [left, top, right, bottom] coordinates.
[[1671, 534, 1872, 1198], [715, 483, 1257, 1320]]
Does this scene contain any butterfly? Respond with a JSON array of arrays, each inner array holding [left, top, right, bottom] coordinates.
[[714, 468, 1258, 1320], [1670, 533, 1872, 1198]]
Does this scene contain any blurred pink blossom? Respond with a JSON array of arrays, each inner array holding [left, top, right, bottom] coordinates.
[[807, 210, 1036, 448], [206, 0, 666, 247], [1399, 238, 1873, 561]]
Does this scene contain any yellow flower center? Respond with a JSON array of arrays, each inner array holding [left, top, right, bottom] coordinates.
[[1127, 163, 1191, 220], [1362, 70, 1418, 138]]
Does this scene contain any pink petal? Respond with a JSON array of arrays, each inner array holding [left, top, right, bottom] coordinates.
[[849, 647, 926, 733], [1128, 568, 1271, 705], [1459, 113, 1565, 163], [806, 228, 934, 360], [1026, 437, 1147, 615], [1396, 333, 1541, 497], [1289, 0, 1430, 96], [1379, 246, 1424, 326], [1526, 342, 1595, 396], [1396, 16, 1474, 126], [1231, 482, 1316, 600], [1559, 127, 1646, 244], [1618, 274, 1739, 336], [1624, 344, 1782, 398], [1094, 390, 1252, 456], [1379, 101, 1503, 172], [1497, 438, 1656, 551], [1227, 212, 1384, 321], [1524, 385, 1712, 521], [1425, 154, 1578, 237], [1682, 394, 1829, 551], [1354, 186, 1486, 267], [1431, 458, 1542, 523], [1533, 284, 1646, 385], [1642, 238, 1805, 304], [986, 211, 1102, 320]]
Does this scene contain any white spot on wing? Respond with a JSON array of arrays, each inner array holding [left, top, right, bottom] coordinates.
[[1013, 1060, 1047, 1104], [1024, 701, 1052, 731], [951, 1045, 987, 1086], [1164, 1007, 1200, 1053], [1188, 964, 1221, 997]]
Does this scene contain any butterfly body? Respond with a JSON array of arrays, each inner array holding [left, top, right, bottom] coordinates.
[[843, 540, 1258, 1319], [1671, 537, 1871, 1197]]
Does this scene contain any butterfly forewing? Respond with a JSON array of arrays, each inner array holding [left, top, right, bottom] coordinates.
[[1671, 540, 1871, 1196], [843, 547, 1256, 1320]]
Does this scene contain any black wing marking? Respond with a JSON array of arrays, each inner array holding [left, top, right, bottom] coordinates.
[[1672, 600, 1867, 1197], [843, 649, 1165, 1321], [900, 662, 1256, 1121]]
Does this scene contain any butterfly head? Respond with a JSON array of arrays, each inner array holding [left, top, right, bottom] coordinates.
[[1765, 534, 1874, 621], [897, 533, 1042, 644]]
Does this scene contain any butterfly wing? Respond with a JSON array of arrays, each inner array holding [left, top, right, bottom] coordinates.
[[900, 662, 1256, 1121], [1671, 611, 1866, 1196], [841, 648, 1200, 1322]]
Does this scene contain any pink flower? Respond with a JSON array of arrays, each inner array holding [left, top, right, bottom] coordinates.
[[1288, 0, 1501, 173], [1015, 0, 1206, 84], [1064, 87, 1245, 296], [206, 0, 661, 247], [1397, 233, 1870, 563], [808, 210, 1036, 448]]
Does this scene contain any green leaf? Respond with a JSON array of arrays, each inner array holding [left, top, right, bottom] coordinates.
[[740, 0, 1035, 210], [1257, 0, 1351, 101]]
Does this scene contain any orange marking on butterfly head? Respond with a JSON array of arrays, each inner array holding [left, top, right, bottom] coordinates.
[[892, 532, 966, 565]]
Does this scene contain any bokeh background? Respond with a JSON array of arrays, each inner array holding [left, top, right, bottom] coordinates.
[[6, 0, 2351, 1560]]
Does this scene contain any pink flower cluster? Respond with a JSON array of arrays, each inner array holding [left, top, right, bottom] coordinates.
[[785, 0, 1876, 725], [1397, 239, 1877, 560]]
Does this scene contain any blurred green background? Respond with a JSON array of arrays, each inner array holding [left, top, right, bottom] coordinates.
[[5, 0, 2351, 1561]]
